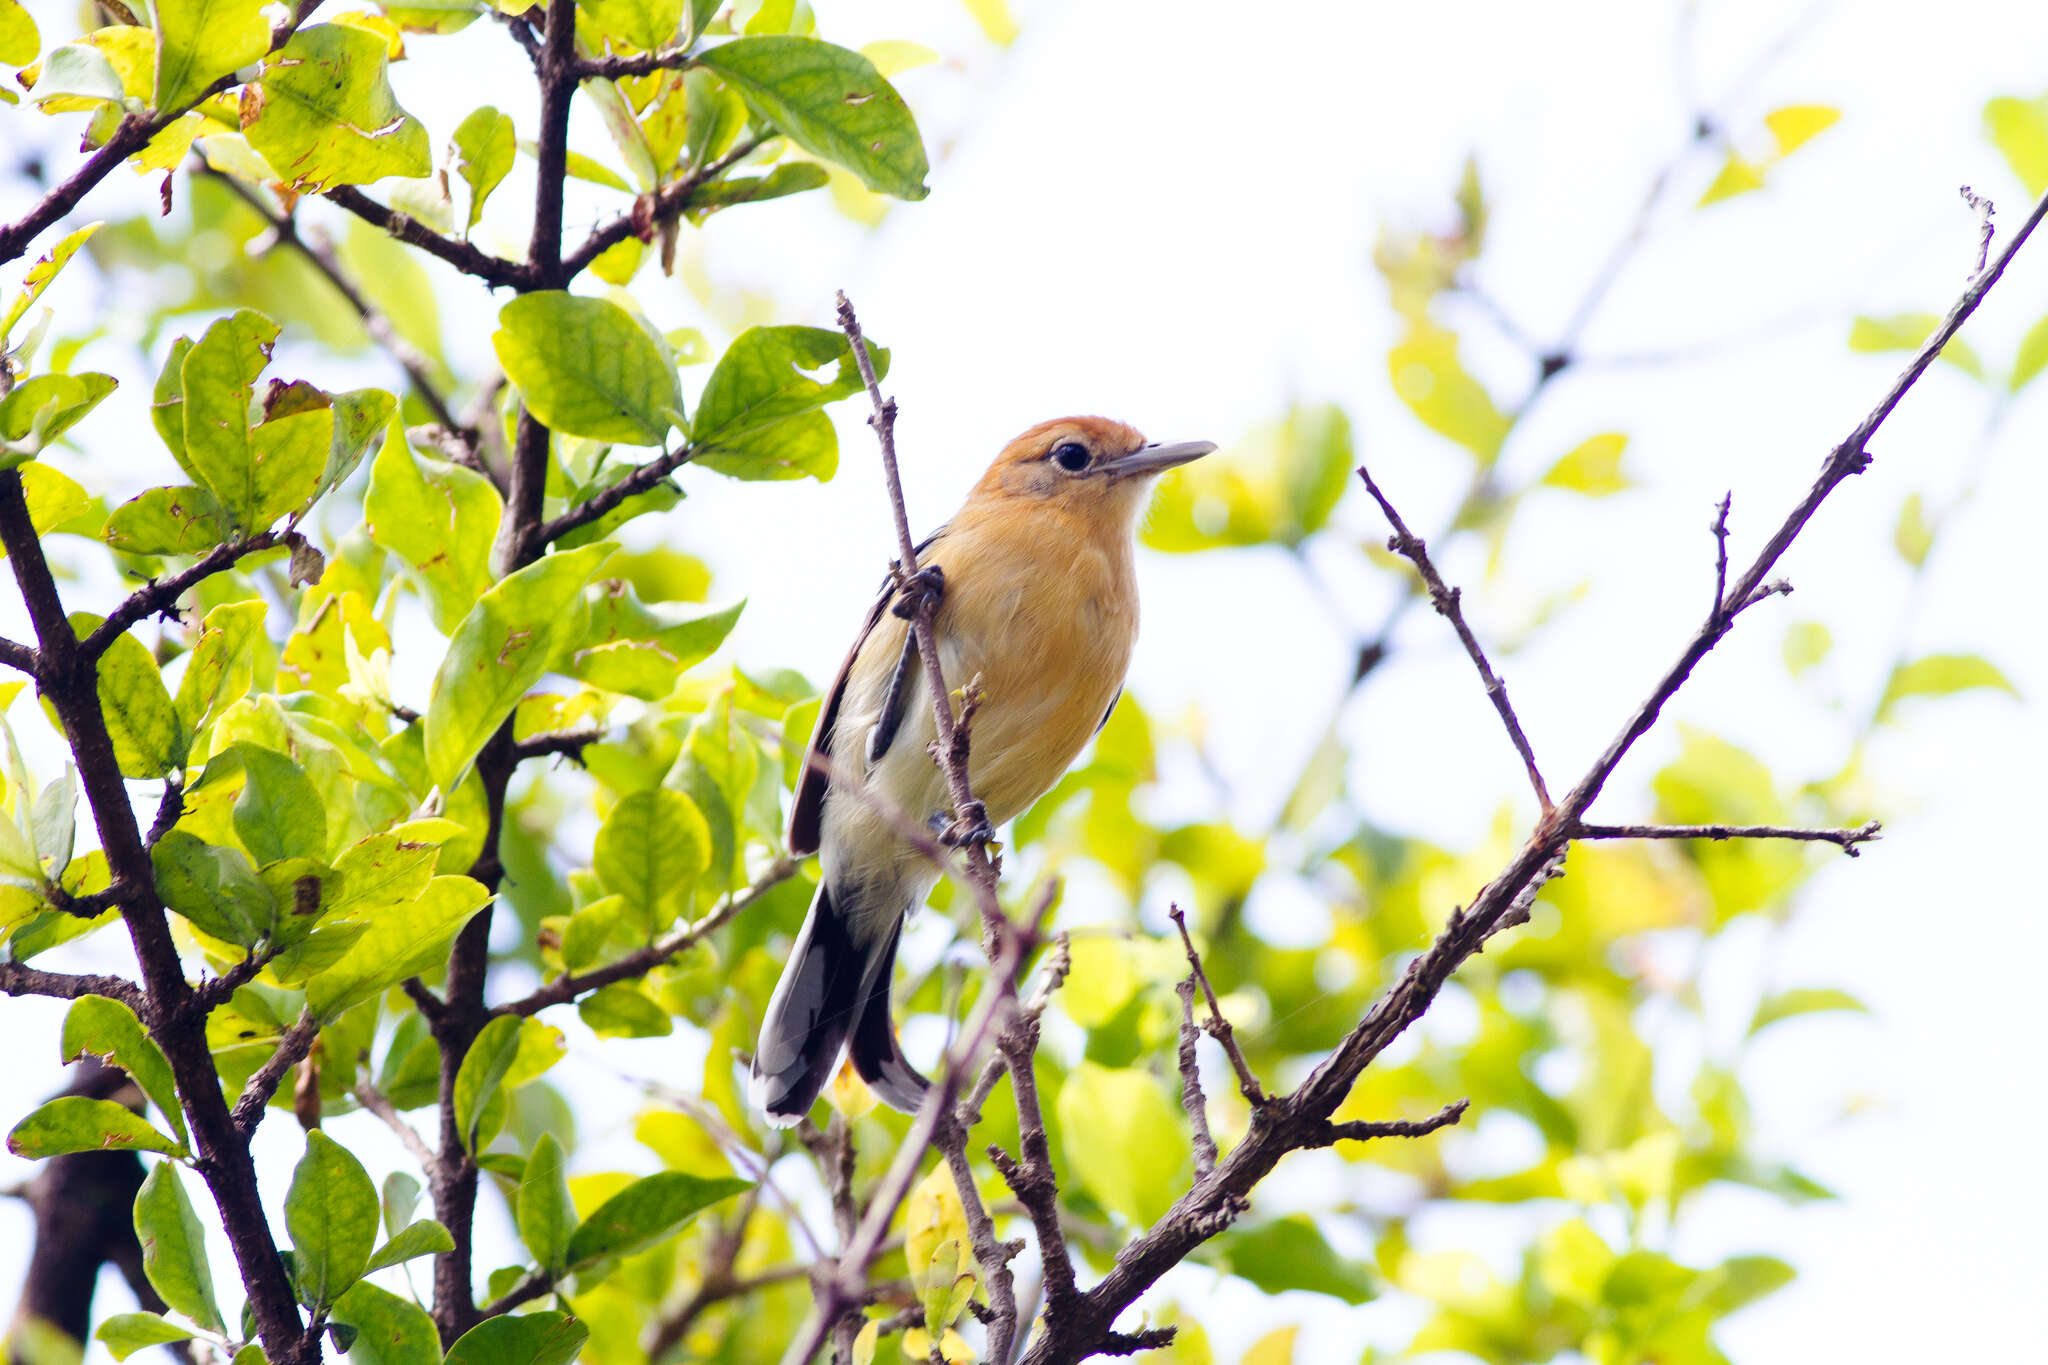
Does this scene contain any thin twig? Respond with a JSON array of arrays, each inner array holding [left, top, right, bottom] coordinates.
[[1573, 819, 1881, 855], [82, 533, 293, 661], [938, 1118, 1022, 1365], [0, 962, 143, 1008], [575, 44, 695, 80], [322, 187, 535, 291], [479, 1271, 554, 1318], [1173, 981, 1218, 1179], [1305, 1098, 1470, 1148], [207, 170, 466, 435], [497, 859, 797, 1016], [352, 1076, 438, 1173], [1165, 904, 1265, 1107], [1355, 464, 1554, 812], [562, 135, 771, 281], [509, 728, 606, 765], [1709, 492, 1733, 615], [230, 1010, 319, 1137], [533, 445, 697, 548], [0, 637, 37, 679], [1013, 183, 2048, 1365]]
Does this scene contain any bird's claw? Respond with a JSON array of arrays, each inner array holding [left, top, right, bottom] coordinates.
[[931, 804, 994, 849], [892, 562, 945, 620]]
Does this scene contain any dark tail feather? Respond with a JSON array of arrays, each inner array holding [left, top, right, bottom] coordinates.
[[749, 883, 867, 1127], [848, 921, 930, 1114]]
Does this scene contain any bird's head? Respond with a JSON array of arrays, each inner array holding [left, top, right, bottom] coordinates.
[[969, 415, 1215, 531]]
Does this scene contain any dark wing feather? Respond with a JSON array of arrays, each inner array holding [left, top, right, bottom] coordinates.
[[1098, 686, 1123, 735], [786, 529, 944, 857]]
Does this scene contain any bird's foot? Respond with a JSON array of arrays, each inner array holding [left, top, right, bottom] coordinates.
[[937, 801, 995, 849], [891, 562, 945, 620]]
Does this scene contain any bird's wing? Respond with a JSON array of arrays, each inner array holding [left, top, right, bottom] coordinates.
[[787, 529, 944, 857]]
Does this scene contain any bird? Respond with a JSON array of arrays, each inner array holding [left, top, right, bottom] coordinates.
[[749, 415, 1215, 1126]]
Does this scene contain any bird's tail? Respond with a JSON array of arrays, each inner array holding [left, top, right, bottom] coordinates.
[[748, 881, 928, 1126]]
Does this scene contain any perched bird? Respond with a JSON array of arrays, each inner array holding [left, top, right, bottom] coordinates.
[[749, 416, 1214, 1126]]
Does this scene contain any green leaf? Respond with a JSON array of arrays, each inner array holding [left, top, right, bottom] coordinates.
[[592, 787, 711, 933], [493, 292, 681, 446], [580, 0, 685, 52], [423, 543, 610, 791], [1847, 313, 1982, 378], [88, 621, 189, 779], [332, 1282, 441, 1365], [522, 140, 633, 193], [244, 25, 431, 189], [1877, 652, 2019, 719], [154, 0, 269, 112], [174, 599, 265, 732], [1893, 492, 1933, 568], [153, 829, 274, 947], [1984, 93, 2048, 196], [1387, 323, 1509, 463], [452, 106, 515, 233], [516, 1132, 576, 1275], [16, 463, 91, 539], [97, 1313, 197, 1362], [443, 1313, 586, 1365], [576, 981, 672, 1038], [1697, 153, 1765, 205], [1781, 621, 1831, 677], [306, 875, 490, 1018], [232, 742, 327, 865], [564, 1170, 749, 1269], [1211, 1215, 1376, 1304], [176, 309, 279, 525], [2010, 313, 2048, 394], [27, 41, 123, 106], [1749, 987, 1867, 1035], [286, 1129, 380, 1307], [0, 372, 118, 455], [1698, 1254, 1796, 1314], [569, 595, 743, 699], [0, 221, 96, 346], [689, 161, 830, 211], [134, 1161, 225, 1333], [105, 485, 231, 556], [1055, 1063, 1189, 1225], [452, 1014, 522, 1150], [7, 1095, 181, 1158], [364, 426, 501, 633], [694, 37, 929, 199], [1542, 432, 1630, 496], [60, 995, 187, 1147], [363, 1219, 455, 1274], [1762, 104, 1839, 157], [690, 325, 883, 480]]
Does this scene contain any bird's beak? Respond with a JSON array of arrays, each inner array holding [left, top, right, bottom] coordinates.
[[1097, 439, 1217, 480]]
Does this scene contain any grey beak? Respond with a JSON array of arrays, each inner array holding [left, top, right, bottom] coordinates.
[[1098, 439, 1217, 480]]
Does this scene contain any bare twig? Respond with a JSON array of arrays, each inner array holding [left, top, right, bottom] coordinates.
[[1165, 904, 1265, 1107], [938, 1118, 1023, 1365], [1305, 1098, 1470, 1148], [479, 1271, 554, 1318], [1013, 183, 2048, 1365], [509, 727, 607, 766], [322, 188, 535, 290], [1355, 464, 1553, 811], [1573, 819, 1881, 855], [1961, 185, 1996, 276], [83, 533, 294, 660], [575, 44, 695, 79], [352, 1079, 439, 1173], [1173, 981, 1218, 1179], [533, 445, 697, 549], [1710, 492, 1733, 615], [498, 859, 798, 1016], [0, 962, 143, 1008], [0, 637, 37, 679], [230, 1010, 319, 1137], [562, 135, 771, 281]]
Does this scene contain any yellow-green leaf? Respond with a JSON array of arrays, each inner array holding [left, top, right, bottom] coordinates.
[[154, 0, 269, 112], [1893, 492, 1932, 568], [493, 292, 682, 446], [1387, 323, 1509, 463], [1847, 312, 1982, 378], [1985, 93, 2048, 196], [1542, 432, 1630, 496], [1055, 1062, 1189, 1225], [1877, 652, 2019, 720], [1763, 104, 1839, 157], [243, 24, 431, 190]]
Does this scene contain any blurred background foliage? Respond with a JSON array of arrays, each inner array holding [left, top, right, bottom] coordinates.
[[0, 1, 2040, 1364]]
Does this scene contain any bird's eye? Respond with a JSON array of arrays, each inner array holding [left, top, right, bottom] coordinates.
[[1051, 442, 1090, 472]]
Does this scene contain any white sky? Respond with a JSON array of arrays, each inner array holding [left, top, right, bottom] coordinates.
[[3, 0, 2047, 1361]]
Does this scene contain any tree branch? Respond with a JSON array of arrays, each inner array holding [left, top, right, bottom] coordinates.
[[0, 636, 37, 679], [1172, 980, 1218, 1180], [562, 135, 770, 282], [82, 532, 293, 661], [509, 727, 607, 765], [532, 444, 696, 549], [1165, 904, 1264, 1107], [230, 1009, 318, 1138], [1304, 1098, 1470, 1148], [1573, 819, 1881, 855], [573, 45, 695, 80], [1354, 464, 1553, 811], [498, 858, 798, 1016], [352, 1079, 438, 1174], [527, 0, 577, 288], [1012, 181, 2048, 1365], [0, 961, 143, 1008], [321, 187, 535, 291]]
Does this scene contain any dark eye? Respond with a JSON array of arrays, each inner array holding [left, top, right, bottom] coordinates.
[[1051, 442, 1090, 472]]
